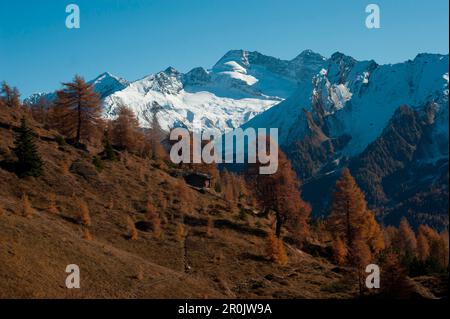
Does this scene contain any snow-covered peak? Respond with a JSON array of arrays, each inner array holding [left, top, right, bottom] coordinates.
[[182, 67, 211, 86], [88, 72, 129, 99], [129, 68, 183, 95], [209, 49, 325, 99], [23, 92, 54, 105], [90, 72, 127, 85], [213, 49, 253, 70], [329, 51, 357, 63], [326, 52, 360, 84], [213, 49, 299, 80], [290, 50, 327, 82], [103, 50, 292, 132], [24, 72, 129, 105], [163, 66, 180, 76], [244, 52, 449, 158], [292, 49, 326, 63], [102, 50, 328, 133]]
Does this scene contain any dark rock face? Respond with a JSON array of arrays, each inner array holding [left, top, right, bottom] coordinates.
[[350, 105, 426, 205], [286, 103, 448, 230], [285, 109, 351, 182], [349, 105, 448, 230]]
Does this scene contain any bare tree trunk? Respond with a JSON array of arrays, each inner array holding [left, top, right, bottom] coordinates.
[[183, 230, 191, 273], [358, 269, 363, 297], [275, 212, 283, 238], [76, 100, 82, 144], [346, 199, 352, 247]]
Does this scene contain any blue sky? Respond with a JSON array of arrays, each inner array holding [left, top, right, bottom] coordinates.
[[0, 0, 448, 97]]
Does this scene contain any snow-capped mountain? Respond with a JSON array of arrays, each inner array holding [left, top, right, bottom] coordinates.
[[26, 50, 328, 134], [243, 52, 449, 158], [24, 50, 448, 160], [102, 49, 326, 132], [88, 72, 129, 99], [23, 91, 56, 106], [24, 72, 129, 105]]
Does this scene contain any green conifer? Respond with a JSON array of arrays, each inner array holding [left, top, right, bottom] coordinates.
[[102, 130, 116, 161], [13, 118, 44, 177]]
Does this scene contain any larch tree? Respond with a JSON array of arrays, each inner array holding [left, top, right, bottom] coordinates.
[[54, 75, 101, 144], [327, 168, 384, 268], [79, 201, 91, 227], [111, 105, 142, 152], [30, 97, 50, 126], [147, 114, 167, 160], [327, 168, 368, 247], [0, 82, 21, 108], [434, 233, 448, 270], [397, 218, 417, 262], [126, 216, 138, 241], [231, 174, 243, 203], [255, 150, 310, 241], [332, 236, 348, 266], [416, 229, 430, 262], [266, 232, 288, 265], [383, 225, 399, 250], [418, 225, 449, 270], [380, 251, 412, 298], [233, 175, 253, 206], [365, 211, 385, 254], [221, 169, 237, 206], [22, 194, 33, 218], [102, 129, 117, 161], [440, 231, 449, 268], [350, 240, 372, 296]]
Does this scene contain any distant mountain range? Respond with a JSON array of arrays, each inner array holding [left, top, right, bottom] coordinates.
[[24, 49, 449, 229]]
